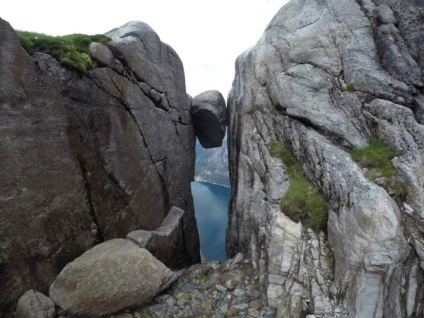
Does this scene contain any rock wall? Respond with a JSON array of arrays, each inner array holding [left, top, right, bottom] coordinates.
[[0, 19, 200, 315], [227, 0, 424, 317]]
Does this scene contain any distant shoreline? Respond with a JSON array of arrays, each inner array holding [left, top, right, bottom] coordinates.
[[193, 177, 230, 189]]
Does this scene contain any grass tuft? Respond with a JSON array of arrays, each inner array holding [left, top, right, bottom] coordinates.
[[269, 140, 328, 231], [17, 31, 110, 74], [351, 137, 406, 199]]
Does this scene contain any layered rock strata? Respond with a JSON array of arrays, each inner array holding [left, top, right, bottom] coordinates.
[[227, 0, 424, 317], [0, 19, 200, 315]]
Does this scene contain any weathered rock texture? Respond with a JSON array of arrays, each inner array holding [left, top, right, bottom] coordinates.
[[0, 19, 199, 315], [15, 290, 55, 318], [127, 206, 186, 267], [49, 239, 177, 316], [192, 90, 227, 148], [227, 0, 424, 317]]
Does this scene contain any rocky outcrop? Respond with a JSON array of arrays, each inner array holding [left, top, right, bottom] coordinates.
[[227, 0, 424, 317], [49, 239, 176, 316], [0, 18, 199, 315], [191, 90, 227, 148]]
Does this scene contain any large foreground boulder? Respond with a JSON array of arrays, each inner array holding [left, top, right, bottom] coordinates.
[[191, 90, 227, 148], [49, 239, 177, 316]]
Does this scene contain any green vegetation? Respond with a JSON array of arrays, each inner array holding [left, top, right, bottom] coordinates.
[[351, 139, 399, 179], [17, 31, 110, 74], [339, 78, 355, 92], [351, 137, 407, 199], [269, 140, 328, 232]]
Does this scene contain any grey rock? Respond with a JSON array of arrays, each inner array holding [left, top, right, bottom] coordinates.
[[374, 4, 396, 24], [375, 23, 423, 87], [49, 239, 177, 316], [15, 290, 55, 318], [227, 0, 424, 317], [216, 285, 228, 293], [127, 206, 186, 267], [0, 17, 200, 315], [106, 21, 188, 113], [89, 42, 114, 68], [191, 90, 227, 148], [0, 17, 95, 316]]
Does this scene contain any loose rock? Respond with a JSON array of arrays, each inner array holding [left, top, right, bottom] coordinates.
[[15, 290, 55, 318], [49, 239, 177, 317]]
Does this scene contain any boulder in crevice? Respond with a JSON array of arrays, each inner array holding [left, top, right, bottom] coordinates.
[[191, 90, 227, 148]]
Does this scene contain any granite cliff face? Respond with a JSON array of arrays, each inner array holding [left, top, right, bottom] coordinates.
[[0, 19, 201, 315], [227, 0, 424, 317]]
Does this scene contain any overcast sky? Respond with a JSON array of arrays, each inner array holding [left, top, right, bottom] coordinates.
[[2, 0, 289, 99]]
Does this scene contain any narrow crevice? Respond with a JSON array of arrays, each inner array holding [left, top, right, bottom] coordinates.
[[76, 154, 104, 243], [113, 84, 170, 203]]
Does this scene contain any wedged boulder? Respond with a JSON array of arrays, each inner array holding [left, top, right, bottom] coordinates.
[[127, 206, 185, 267], [191, 90, 227, 148], [49, 239, 177, 317], [15, 290, 55, 318]]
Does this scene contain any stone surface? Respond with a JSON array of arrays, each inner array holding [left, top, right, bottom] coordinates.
[[0, 18, 95, 317], [0, 18, 199, 316], [49, 239, 177, 316], [89, 42, 115, 68], [134, 254, 276, 318], [15, 290, 55, 318], [227, 0, 424, 317], [127, 206, 186, 267], [192, 90, 227, 148]]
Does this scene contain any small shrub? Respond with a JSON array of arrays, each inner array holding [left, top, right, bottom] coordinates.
[[270, 140, 328, 231], [389, 179, 408, 200], [17, 31, 109, 74], [307, 189, 328, 230], [280, 174, 310, 221]]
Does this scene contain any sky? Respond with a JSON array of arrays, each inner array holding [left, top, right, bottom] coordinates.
[[2, 0, 289, 99]]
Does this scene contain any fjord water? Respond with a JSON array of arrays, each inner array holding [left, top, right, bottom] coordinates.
[[191, 181, 230, 262]]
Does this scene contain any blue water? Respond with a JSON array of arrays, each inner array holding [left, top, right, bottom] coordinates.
[[191, 181, 230, 262]]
